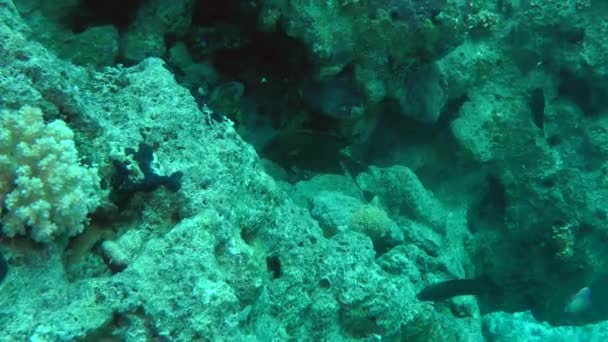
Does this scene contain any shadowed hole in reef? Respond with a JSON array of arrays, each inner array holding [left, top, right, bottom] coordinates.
[[466, 175, 507, 234], [61, 0, 144, 33], [557, 69, 608, 117], [266, 255, 282, 279], [187, 0, 355, 175]]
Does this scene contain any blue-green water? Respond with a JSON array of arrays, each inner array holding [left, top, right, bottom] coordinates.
[[1, 0, 608, 340]]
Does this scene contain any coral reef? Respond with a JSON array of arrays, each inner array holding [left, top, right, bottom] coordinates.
[[1, 0, 608, 340]]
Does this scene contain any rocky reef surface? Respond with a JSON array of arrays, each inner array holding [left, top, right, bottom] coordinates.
[[1, 0, 608, 340]]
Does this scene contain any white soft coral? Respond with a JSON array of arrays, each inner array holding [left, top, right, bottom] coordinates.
[[0, 106, 101, 243]]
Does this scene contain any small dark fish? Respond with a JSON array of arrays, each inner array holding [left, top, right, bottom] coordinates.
[[530, 88, 545, 131], [0, 251, 7, 283], [416, 276, 502, 301], [417, 273, 608, 326]]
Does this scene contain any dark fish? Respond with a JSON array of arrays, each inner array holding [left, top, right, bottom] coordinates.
[[416, 276, 502, 301], [0, 251, 7, 283], [530, 88, 545, 131], [417, 273, 608, 326]]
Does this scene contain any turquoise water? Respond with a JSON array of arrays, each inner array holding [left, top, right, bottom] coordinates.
[[1, 0, 608, 340]]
